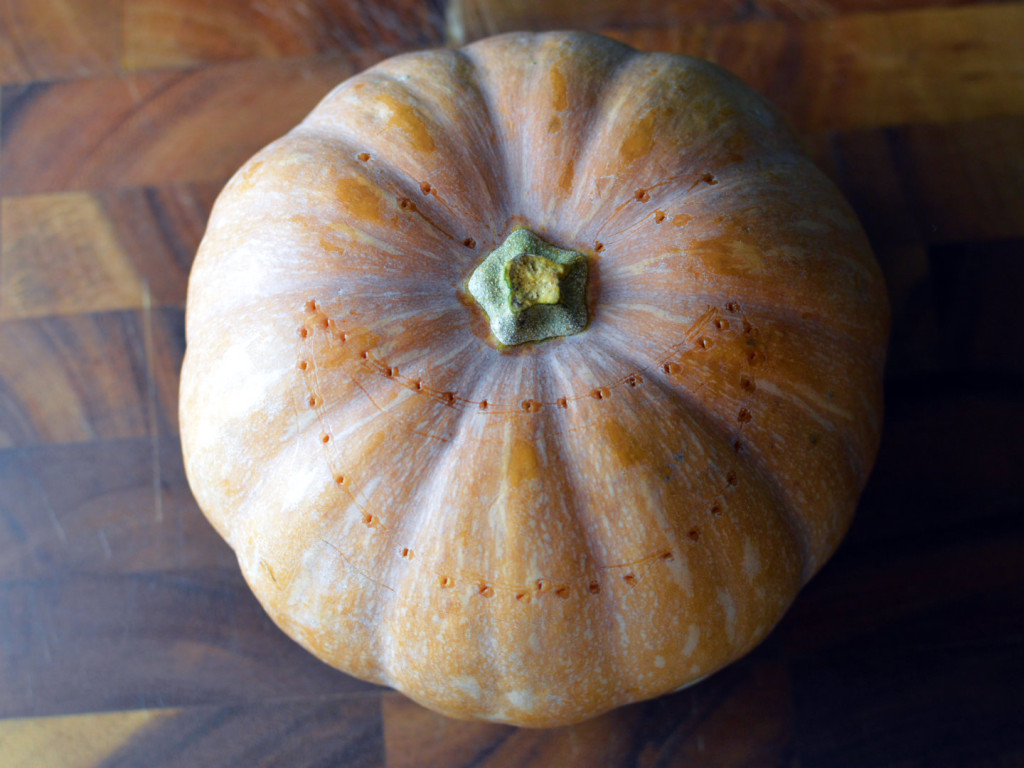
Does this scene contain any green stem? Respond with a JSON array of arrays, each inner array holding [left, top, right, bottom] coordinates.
[[467, 229, 589, 347]]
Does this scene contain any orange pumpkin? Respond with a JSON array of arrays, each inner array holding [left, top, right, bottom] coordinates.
[[180, 31, 889, 727]]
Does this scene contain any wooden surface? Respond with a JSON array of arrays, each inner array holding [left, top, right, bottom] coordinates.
[[1, 0, 1022, 765]]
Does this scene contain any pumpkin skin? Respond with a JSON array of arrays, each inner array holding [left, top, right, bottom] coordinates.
[[180, 30, 889, 727]]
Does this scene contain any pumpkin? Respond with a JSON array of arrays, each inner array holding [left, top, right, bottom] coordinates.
[[180, 30, 889, 727]]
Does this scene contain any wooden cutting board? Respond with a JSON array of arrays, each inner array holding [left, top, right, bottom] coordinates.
[[2, 1, 1023, 765]]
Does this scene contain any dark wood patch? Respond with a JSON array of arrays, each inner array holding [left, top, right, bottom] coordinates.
[[0, 568, 381, 719], [97, 696, 385, 768], [0, 435, 234, 580]]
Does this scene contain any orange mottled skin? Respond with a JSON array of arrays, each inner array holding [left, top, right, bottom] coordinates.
[[180, 31, 889, 727]]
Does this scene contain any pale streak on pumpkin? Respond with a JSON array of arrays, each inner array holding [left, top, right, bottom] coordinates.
[[180, 31, 889, 727]]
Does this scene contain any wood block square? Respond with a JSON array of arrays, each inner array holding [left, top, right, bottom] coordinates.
[[899, 118, 1024, 243], [0, 308, 184, 447], [0, 183, 219, 322], [604, 4, 1024, 133], [0, 568, 382, 719], [0, 0, 119, 85], [3, 192, 145, 319], [0, 435, 236, 580], [0, 698, 385, 768], [123, 0, 445, 70], [0, 55, 379, 195]]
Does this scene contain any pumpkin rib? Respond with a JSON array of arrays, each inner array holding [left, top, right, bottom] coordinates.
[[364, 57, 513, 227], [645, 356, 814, 593], [542, 351, 712, 703], [278, 130, 478, 274], [609, 300, 874, 578], [601, 247, 886, 358], [538, 368, 624, 688], [561, 53, 688, 243], [460, 32, 639, 236], [372, 374, 488, 692], [543, 336, 803, 698], [290, 128, 471, 256], [439, 44, 523, 230], [375, 366, 619, 723], [561, 55, 797, 246], [597, 149, 884, 281], [589, 325, 813, 580], [307, 67, 509, 240], [590, 148, 800, 249]]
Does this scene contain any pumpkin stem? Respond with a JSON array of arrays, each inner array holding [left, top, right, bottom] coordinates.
[[467, 229, 588, 346]]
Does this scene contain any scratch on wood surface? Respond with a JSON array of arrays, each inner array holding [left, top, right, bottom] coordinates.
[[98, 528, 112, 561], [43, 500, 68, 546], [141, 280, 163, 523]]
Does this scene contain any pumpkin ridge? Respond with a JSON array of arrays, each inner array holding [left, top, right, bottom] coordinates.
[[303, 60, 509, 242], [359, 66, 508, 227], [462, 32, 640, 239], [443, 46, 518, 226], [534, 33, 639, 228], [541, 337, 782, 698], [559, 55, 726, 241], [591, 150, 793, 251], [287, 128, 475, 262], [373, 369, 488, 690], [640, 361, 810, 645], [644, 339, 815, 583], [560, 52, 680, 244], [412, 48, 515, 223], [537, 378, 625, 706], [588, 321, 812, 580]]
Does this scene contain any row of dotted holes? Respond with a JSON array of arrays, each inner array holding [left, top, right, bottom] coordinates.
[[356, 153, 477, 249], [296, 302, 393, 534], [634, 173, 718, 209], [300, 299, 754, 479], [584, 175, 718, 254], [298, 300, 731, 597], [431, 549, 693, 600], [660, 301, 763, 432], [300, 300, 751, 416]]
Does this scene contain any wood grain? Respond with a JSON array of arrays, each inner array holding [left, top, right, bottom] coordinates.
[[0, 709, 171, 768], [0, 308, 184, 447], [123, 0, 445, 70], [0, 435, 233, 580], [0, 568, 382, 719], [895, 119, 1024, 242], [382, 660, 792, 768], [603, 3, 1024, 132], [1, 185, 217, 319], [0, 55, 378, 195], [449, 0, 1013, 41], [0, 0, 119, 85], [0, 697, 385, 768]]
